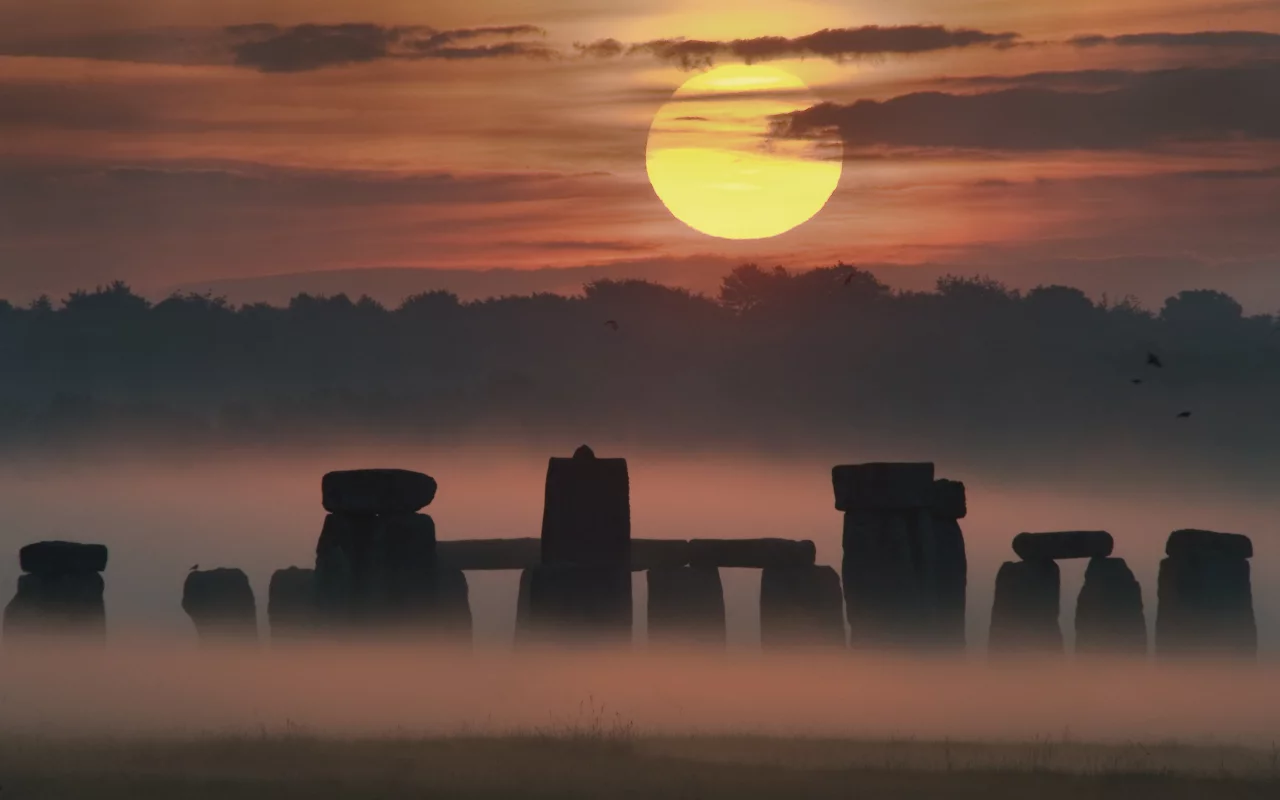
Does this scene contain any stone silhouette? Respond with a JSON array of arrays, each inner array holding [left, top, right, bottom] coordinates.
[[759, 565, 845, 649], [646, 566, 725, 647], [518, 565, 632, 646], [182, 568, 258, 643], [3, 541, 108, 642], [435, 537, 689, 571], [989, 559, 1061, 655], [1156, 529, 1256, 658], [1075, 557, 1147, 656], [268, 567, 318, 640], [322, 469, 437, 515], [540, 445, 630, 568], [630, 539, 692, 571], [1013, 531, 1113, 561], [312, 469, 461, 638], [836, 463, 968, 651], [687, 538, 815, 569]]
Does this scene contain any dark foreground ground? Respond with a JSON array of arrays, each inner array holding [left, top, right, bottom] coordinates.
[[1, 736, 1278, 799]]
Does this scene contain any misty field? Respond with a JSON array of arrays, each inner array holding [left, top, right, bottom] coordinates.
[[1, 734, 1278, 798]]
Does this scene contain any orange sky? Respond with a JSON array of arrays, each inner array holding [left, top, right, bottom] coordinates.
[[1, 0, 1279, 301]]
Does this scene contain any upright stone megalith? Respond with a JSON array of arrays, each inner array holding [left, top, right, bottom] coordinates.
[[313, 468, 462, 638], [647, 566, 725, 647], [541, 445, 630, 568], [1074, 557, 1146, 656], [1156, 529, 1256, 658], [519, 445, 633, 644], [3, 541, 107, 642], [989, 558, 1061, 655], [268, 567, 318, 640], [835, 463, 968, 651], [759, 565, 845, 650], [182, 568, 258, 643]]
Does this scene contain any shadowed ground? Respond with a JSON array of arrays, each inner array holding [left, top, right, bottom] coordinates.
[[1, 736, 1277, 798]]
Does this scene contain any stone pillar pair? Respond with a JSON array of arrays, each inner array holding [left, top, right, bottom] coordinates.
[[989, 531, 1146, 656], [311, 468, 470, 639], [1156, 529, 1256, 658], [834, 463, 967, 652], [3, 541, 108, 642]]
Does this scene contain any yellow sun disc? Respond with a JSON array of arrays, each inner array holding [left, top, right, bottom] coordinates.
[[645, 64, 842, 240]]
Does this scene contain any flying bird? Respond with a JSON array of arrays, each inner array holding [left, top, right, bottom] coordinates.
[[1131, 378, 1143, 385], [1147, 352, 1163, 368], [1176, 411, 1192, 419], [604, 320, 619, 331]]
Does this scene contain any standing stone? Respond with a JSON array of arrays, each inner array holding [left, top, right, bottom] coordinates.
[[3, 541, 107, 642], [428, 567, 472, 641], [313, 507, 442, 635], [835, 465, 968, 652], [1075, 557, 1147, 656], [541, 445, 630, 568], [518, 565, 632, 645], [1156, 530, 1255, 658], [759, 566, 845, 650], [989, 559, 1061, 655], [646, 567, 725, 647], [182, 568, 258, 643], [268, 567, 318, 640]]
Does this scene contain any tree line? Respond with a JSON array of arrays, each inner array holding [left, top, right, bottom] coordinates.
[[1, 264, 1277, 468]]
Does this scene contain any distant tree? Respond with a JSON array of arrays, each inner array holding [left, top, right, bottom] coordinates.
[[61, 280, 150, 316], [1160, 289, 1243, 328]]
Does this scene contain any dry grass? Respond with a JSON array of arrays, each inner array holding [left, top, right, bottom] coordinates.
[[0, 732, 1277, 799]]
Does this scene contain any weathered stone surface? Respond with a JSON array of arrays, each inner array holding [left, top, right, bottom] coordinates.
[[842, 510, 966, 650], [437, 538, 541, 571], [832, 462, 935, 512], [1013, 531, 1113, 561], [541, 446, 630, 568], [182, 568, 258, 642], [687, 538, 815, 569], [314, 512, 438, 627], [1075, 558, 1147, 656], [268, 567, 317, 639], [19, 541, 108, 575], [518, 565, 632, 645], [3, 571, 106, 641], [989, 559, 1062, 655], [759, 566, 846, 649], [1166, 529, 1253, 560], [646, 566, 725, 646], [1156, 554, 1256, 658], [321, 469, 437, 515], [931, 479, 967, 519], [631, 539, 692, 571]]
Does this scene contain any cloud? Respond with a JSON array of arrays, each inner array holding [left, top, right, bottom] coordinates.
[[576, 25, 1020, 69], [229, 23, 554, 72], [1069, 31, 1280, 51], [775, 62, 1280, 151]]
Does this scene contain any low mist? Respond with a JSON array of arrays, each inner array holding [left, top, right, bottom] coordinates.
[[2, 642, 1279, 746]]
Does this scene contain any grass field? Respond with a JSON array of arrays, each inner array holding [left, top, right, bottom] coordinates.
[[1, 733, 1277, 798]]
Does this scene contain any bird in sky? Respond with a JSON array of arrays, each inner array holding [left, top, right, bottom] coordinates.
[[1147, 352, 1163, 368], [1176, 411, 1192, 419], [604, 320, 619, 331], [1131, 378, 1144, 385]]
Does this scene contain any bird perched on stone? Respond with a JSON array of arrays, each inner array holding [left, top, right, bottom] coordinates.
[[189, 564, 199, 571], [1176, 411, 1192, 419], [604, 320, 619, 331], [1147, 352, 1163, 368]]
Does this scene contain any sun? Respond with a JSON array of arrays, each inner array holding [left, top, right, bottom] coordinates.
[[645, 64, 842, 240]]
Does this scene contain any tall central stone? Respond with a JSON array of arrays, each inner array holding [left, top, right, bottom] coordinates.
[[521, 445, 632, 644]]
